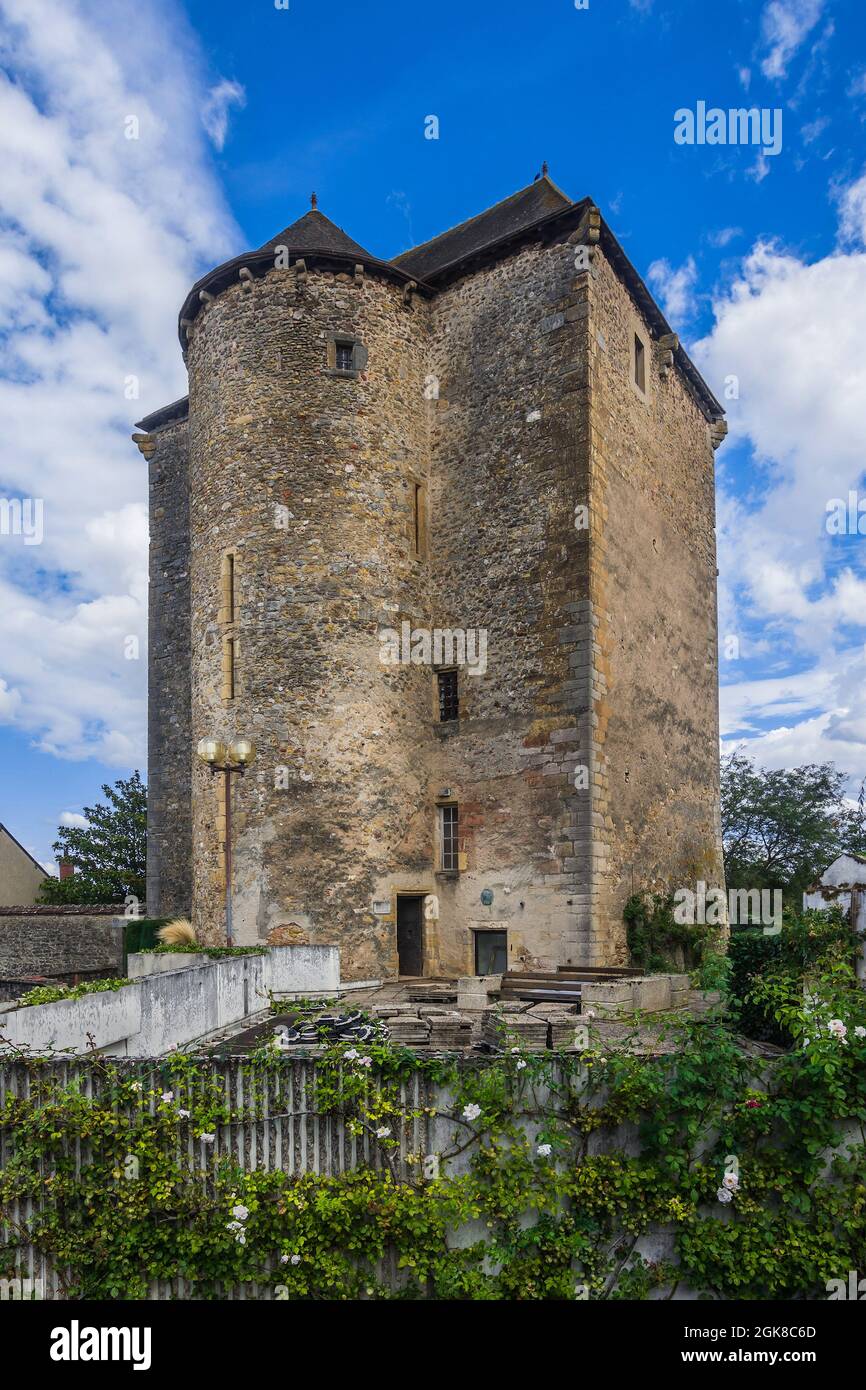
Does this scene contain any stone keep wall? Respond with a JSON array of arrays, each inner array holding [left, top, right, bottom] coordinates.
[[147, 416, 193, 918], [185, 263, 434, 977], [425, 241, 594, 975], [145, 215, 723, 979], [586, 248, 724, 959]]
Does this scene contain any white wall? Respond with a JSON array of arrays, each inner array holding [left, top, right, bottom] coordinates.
[[0, 945, 340, 1057]]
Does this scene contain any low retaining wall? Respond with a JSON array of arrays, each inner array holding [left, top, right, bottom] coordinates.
[[0, 945, 340, 1057], [0, 907, 126, 983]]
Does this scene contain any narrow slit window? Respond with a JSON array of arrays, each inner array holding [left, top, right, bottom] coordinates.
[[437, 669, 458, 722], [335, 341, 354, 371], [223, 634, 236, 701], [634, 333, 646, 392], [226, 553, 235, 624], [412, 481, 426, 557], [440, 804, 459, 871]]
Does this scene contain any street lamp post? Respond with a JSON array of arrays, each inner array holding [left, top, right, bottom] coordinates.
[[195, 737, 257, 947]]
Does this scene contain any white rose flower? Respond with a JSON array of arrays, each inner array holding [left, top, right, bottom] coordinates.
[[375, 1126, 391, 1139], [462, 1103, 482, 1121], [344, 1048, 358, 1060], [537, 1144, 552, 1158], [290, 1254, 301, 1265], [160, 1091, 174, 1103], [177, 1109, 190, 1119], [722, 1172, 739, 1190], [717, 1187, 733, 1203], [855, 1026, 866, 1039], [200, 1133, 215, 1144], [828, 1019, 847, 1040], [516, 1060, 527, 1071], [231, 1204, 250, 1222]]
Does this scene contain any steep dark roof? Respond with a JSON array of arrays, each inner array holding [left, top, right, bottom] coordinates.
[[256, 208, 374, 260], [156, 179, 725, 433], [136, 395, 189, 433], [393, 175, 572, 282]]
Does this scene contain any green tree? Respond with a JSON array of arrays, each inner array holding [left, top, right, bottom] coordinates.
[[38, 771, 146, 905], [721, 751, 866, 904]]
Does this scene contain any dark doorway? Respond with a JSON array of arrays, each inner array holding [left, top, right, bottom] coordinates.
[[396, 895, 424, 976], [475, 930, 507, 976]]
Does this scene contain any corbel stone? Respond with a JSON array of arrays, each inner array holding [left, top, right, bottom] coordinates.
[[239, 266, 254, 292], [131, 432, 156, 460], [708, 419, 728, 451], [294, 257, 307, 291], [199, 289, 215, 306], [656, 332, 678, 380], [568, 205, 601, 265], [402, 279, 417, 307]]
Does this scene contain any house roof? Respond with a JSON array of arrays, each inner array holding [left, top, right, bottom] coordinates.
[[393, 174, 572, 281], [0, 822, 48, 876]]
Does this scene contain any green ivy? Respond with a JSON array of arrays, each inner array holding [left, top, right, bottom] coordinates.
[[1, 947, 865, 1300]]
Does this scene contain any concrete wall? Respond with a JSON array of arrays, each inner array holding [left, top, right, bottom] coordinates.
[[0, 945, 339, 1056], [0, 827, 47, 906], [0, 909, 125, 980]]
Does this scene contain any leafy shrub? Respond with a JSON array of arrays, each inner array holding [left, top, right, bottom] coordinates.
[[17, 977, 136, 1008], [624, 892, 715, 972]]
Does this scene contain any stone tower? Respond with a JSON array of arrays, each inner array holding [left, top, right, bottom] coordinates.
[[135, 176, 726, 980]]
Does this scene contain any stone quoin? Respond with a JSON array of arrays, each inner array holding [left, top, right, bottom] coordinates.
[[134, 175, 727, 980]]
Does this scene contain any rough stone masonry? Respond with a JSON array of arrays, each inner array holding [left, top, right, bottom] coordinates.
[[134, 174, 727, 981]]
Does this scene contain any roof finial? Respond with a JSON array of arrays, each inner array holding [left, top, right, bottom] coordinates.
[[311, 191, 318, 210], [542, 160, 549, 177]]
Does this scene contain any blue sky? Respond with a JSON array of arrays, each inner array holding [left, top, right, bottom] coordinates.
[[0, 0, 865, 870]]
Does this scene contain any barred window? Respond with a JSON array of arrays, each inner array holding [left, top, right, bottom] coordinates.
[[335, 341, 354, 371], [437, 669, 458, 722], [440, 804, 459, 871]]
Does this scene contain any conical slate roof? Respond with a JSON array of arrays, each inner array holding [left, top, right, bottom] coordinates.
[[257, 209, 374, 260]]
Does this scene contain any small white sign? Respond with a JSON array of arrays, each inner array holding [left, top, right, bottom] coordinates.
[[372, 900, 391, 915]]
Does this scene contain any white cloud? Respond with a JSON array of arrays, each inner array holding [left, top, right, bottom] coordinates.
[[201, 80, 246, 151], [646, 256, 698, 324], [709, 227, 743, 249], [836, 170, 866, 246], [0, 0, 242, 765], [693, 173, 866, 783], [759, 0, 825, 81], [801, 115, 830, 144], [59, 811, 88, 829]]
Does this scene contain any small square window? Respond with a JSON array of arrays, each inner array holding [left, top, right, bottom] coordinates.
[[634, 333, 646, 393], [335, 341, 354, 372], [437, 670, 458, 722]]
